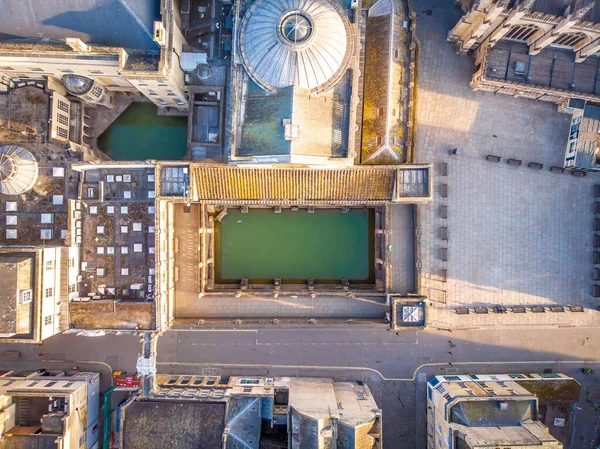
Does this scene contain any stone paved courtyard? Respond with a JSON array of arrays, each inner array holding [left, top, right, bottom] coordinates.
[[413, 0, 600, 328]]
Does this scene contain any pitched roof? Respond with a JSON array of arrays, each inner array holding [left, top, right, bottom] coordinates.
[[190, 165, 431, 204], [0, 0, 160, 50]]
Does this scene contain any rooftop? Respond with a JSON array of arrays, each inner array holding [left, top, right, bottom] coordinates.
[[529, 0, 600, 22], [77, 167, 156, 301], [360, 0, 410, 164], [236, 82, 351, 159], [0, 87, 74, 247], [189, 165, 431, 204], [121, 400, 227, 449], [238, 0, 353, 93], [0, 253, 34, 336], [484, 40, 600, 97], [0, 0, 160, 50], [450, 398, 536, 427], [72, 166, 156, 330], [459, 420, 562, 448]]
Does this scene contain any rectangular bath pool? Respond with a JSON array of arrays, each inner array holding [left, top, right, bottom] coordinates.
[[215, 208, 373, 283]]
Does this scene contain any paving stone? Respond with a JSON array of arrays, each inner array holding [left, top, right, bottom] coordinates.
[[412, 0, 600, 328]]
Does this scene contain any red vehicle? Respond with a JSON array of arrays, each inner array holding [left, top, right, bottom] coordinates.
[[115, 375, 140, 388]]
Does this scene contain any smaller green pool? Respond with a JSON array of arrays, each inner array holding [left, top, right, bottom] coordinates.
[[98, 102, 188, 161]]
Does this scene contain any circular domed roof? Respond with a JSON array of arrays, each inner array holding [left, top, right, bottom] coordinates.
[[0, 145, 38, 195], [62, 74, 94, 95], [239, 0, 353, 93]]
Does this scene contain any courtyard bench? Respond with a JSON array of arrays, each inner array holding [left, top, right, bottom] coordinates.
[[511, 307, 526, 313], [474, 307, 488, 314], [531, 306, 545, 313], [528, 162, 543, 170], [441, 269, 447, 283], [486, 155, 501, 162], [455, 308, 469, 315], [550, 166, 565, 174], [595, 202, 600, 215], [593, 285, 600, 298], [440, 205, 448, 219], [440, 184, 448, 198], [550, 306, 565, 312], [571, 170, 586, 178], [568, 305, 584, 312], [507, 158, 522, 166], [440, 162, 448, 176], [440, 247, 448, 261], [595, 235, 600, 248], [595, 218, 600, 232], [440, 226, 448, 241], [595, 185, 600, 198], [594, 251, 600, 264]]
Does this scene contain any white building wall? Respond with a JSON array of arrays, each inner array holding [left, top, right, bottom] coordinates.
[[40, 248, 63, 340]]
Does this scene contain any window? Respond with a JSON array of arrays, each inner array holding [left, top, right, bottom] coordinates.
[[19, 290, 32, 304], [157, 81, 168, 86], [44, 315, 53, 325], [57, 100, 70, 113], [166, 90, 175, 96], [92, 86, 103, 97], [45, 260, 54, 270], [56, 127, 68, 139], [29, 67, 44, 72], [0, 66, 14, 71], [147, 89, 157, 96], [68, 284, 77, 293], [40, 229, 53, 239], [376, 107, 384, 117], [240, 378, 260, 385], [394, 49, 400, 58], [44, 287, 54, 298], [59, 69, 74, 73], [89, 70, 104, 74], [56, 113, 69, 126], [69, 258, 75, 268]]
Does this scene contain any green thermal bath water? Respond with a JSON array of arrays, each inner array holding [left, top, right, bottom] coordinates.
[[216, 209, 373, 282], [98, 102, 187, 160]]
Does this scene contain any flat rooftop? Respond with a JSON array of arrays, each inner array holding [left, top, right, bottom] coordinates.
[[73, 166, 156, 330], [121, 400, 226, 449], [78, 167, 156, 300], [0, 0, 160, 50]]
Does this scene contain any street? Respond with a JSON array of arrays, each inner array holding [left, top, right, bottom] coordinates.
[[155, 326, 600, 449]]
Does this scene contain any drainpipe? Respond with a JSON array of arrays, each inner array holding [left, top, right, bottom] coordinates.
[[102, 386, 116, 449]]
